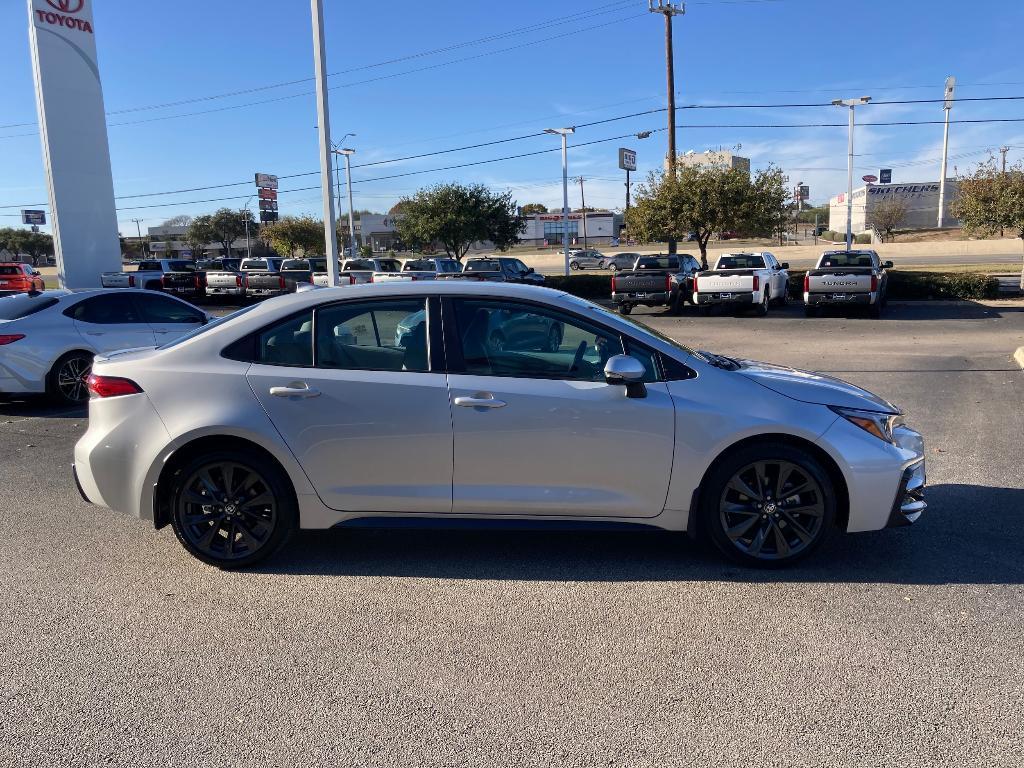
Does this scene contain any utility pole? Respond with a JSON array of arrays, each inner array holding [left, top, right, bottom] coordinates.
[[649, 0, 684, 254], [130, 218, 146, 256], [336, 148, 357, 258], [242, 195, 254, 259], [937, 76, 956, 229], [1000, 145, 1010, 236], [310, 0, 340, 287], [832, 96, 871, 250], [574, 176, 588, 249], [331, 133, 355, 253], [545, 127, 575, 275]]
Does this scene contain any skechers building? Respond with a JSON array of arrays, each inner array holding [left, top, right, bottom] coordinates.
[[829, 181, 960, 233], [517, 211, 624, 247]]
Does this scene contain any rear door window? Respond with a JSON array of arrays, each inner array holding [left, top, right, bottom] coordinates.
[[67, 294, 142, 324], [315, 299, 429, 373], [135, 294, 205, 324]]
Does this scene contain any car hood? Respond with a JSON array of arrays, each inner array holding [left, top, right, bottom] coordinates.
[[737, 359, 899, 413]]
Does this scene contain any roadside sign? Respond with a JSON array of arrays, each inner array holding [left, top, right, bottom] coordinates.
[[258, 187, 277, 200], [879, 168, 892, 184], [797, 184, 810, 200], [254, 173, 278, 189], [944, 76, 956, 110], [862, 174, 878, 184], [259, 211, 279, 223], [618, 148, 637, 172], [259, 199, 279, 212], [21, 209, 46, 225]]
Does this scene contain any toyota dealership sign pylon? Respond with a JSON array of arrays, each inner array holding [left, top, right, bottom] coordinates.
[[28, 0, 120, 288]]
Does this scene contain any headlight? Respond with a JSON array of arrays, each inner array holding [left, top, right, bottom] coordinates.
[[829, 405, 904, 445]]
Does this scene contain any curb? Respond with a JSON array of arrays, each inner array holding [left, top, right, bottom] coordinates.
[[1015, 347, 1024, 370]]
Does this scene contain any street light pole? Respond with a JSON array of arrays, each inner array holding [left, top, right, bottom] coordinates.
[[131, 218, 146, 256], [937, 76, 956, 229], [832, 96, 871, 250], [310, 0, 340, 287], [545, 127, 575, 276], [649, 1, 684, 255], [339, 148, 357, 257], [574, 176, 588, 250], [242, 195, 254, 259]]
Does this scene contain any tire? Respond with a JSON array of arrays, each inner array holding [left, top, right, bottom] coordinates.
[[608, 263, 619, 273], [569, 261, 580, 271], [698, 304, 712, 317], [46, 351, 93, 405], [618, 304, 632, 315], [670, 292, 684, 316], [869, 302, 882, 319], [804, 306, 817, 318], [168, 450, 297, 569], [597, 261, 607, 270], [778, 287, 789, 306], [756, 291, 770, 317], [700, 442, 836, 567]]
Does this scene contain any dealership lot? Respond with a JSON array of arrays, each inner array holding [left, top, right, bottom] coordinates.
[[1, 301, 1022, 766]]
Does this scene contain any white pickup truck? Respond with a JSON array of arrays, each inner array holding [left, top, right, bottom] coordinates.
[[205, 257, 282, 300], [100, 259, 196, 291], [803, 249, 893, 318], [692, 252, 789, 316], [310, 257, 403, 286], [371, 257, 462, 282]]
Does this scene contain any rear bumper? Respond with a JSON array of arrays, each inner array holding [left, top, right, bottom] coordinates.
[[612, 291, 671, 305], [246, 288, 289, 297], [694, 291, 756, 305], [207, 286, 245, 296], [805, 292, 875, 306]]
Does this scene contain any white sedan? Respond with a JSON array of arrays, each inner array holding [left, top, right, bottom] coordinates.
[[73, 282, 926, 568], [0, 289, 208, 404]]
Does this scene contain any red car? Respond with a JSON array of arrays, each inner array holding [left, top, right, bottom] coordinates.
[[0, 263, 45, 295]]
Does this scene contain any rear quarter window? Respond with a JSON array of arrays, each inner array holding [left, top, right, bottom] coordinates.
[[0, 295, 59, 320]]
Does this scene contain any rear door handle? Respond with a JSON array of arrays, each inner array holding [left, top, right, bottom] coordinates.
[[270, 383, 321, 399], [454, 395, 506, 409]]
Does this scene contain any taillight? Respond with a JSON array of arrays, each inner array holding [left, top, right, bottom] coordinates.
[[236, 275, 243, 287], [665, 274, 672, 292], [693, 275, 699, 292], [870, 275, 878, 292], [86, 374, 143, 398], [611, 276, 617, 292], [752, 275, 760, 292], [128, 275, 136, 288], [161, 275, 169, 287], [0, 334, 25, 346], [368, 274, 374, 283], [194, 274, 202, 289], [278, 275, 286, 289], [803, 274, 810, 292]]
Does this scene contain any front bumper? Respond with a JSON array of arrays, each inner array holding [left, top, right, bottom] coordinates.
[[886, 459, 927, 526], [695, 291, 756, 306], [805, 292, 875, 306]]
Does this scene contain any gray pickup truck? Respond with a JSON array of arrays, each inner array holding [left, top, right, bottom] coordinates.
[[610, 254, 702, 315], [803, 249, 893, 318], [242, 258, 288, 299]]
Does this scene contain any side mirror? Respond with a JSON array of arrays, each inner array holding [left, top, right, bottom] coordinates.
[[604, 354, 647, 399], [527, 267, 535, 274], [780, 262, 790, 270], [32, 271, 42, 276], [883, 261, 894, 269]]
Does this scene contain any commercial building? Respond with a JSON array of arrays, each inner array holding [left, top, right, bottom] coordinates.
[[146, 224, 255, 258], [516, 211, 624, 247], [828, 181, 960, 233], [676, 150, 751, 176]]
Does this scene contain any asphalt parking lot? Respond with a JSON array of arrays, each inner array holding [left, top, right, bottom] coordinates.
[[1, 300, 1022, 767]]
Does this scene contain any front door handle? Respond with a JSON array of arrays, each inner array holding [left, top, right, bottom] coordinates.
[[270, 382, 321, 399], [454, 395, 507, 409]]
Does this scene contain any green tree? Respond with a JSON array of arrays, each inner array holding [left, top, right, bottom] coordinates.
[[261, 216, 325, 257], [520, 202, 548, 215], [0, 228, 54, 266], [868, 197, 909, 242], [626, 161, 788, 268], [161, 214, 193, 227], [185, 215, 217, 260], [395, 183, 522, 260], [209, 207, 254, 257], [952, 157, 1024, 289]]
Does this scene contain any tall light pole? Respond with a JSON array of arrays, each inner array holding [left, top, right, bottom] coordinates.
[[545, 127, 575, 275], [332, 147, 357, 257], [574, 176, 588, 250], [130, 218, 146, 256], [649, 0, 684, 254], [242, 195, 254, 259], [310, 0, 340, 287], [937, 76, 956, 228], [832, 96, 871, 250], [331, 132, 355, 237]]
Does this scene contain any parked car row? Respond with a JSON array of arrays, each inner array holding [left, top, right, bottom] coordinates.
[[612, 249, 891, 319]]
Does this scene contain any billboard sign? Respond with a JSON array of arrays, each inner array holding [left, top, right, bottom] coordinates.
[[254, 173, 278, 189], [618, 148, 637, 172], [862, 174, 878, 184], [258, 199, 279, 212], [21, 209, 46, 225], [27, 0, 120, 288], [879, 168, 892, 184], [258, 187, 277, 200], [797, 185, 810, 200]]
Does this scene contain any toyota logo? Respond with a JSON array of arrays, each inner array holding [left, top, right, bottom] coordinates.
[[46, 0, 84, 13]]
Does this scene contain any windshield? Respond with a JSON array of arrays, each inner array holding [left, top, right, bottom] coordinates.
[[343, 260, 374, 271], [636, 257, 676, 270], [376, 259, 401, 272], [157, 304, 258, 350], [465, 260, 499, 272], [820, 251, 876, 267], [0, 266, 26, 276], [0, 293, 60, 320], [167, 260, 194, 271], [282, 260, 309, 270], [242, 260, 271, 270], [716, 254, 766, 269], [403, 260, 431, 271], [560, 294, 696, 357]]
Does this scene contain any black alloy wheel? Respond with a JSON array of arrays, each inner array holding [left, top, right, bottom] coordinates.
[[170, 452, 296, 568], [702, 443, 835, 566], [48, 352, 93, 405]]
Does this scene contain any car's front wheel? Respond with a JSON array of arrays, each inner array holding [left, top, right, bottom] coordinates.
[[47, 351, 93, 405], [169, 450, 297, 568], [701, 442, 836, 567], [569, 261, 580, 271]]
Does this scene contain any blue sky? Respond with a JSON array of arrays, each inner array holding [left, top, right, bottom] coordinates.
[[2, 0, 1022, 236]]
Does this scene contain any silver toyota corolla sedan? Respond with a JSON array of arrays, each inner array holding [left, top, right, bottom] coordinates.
[[73, 282, 926, 569]]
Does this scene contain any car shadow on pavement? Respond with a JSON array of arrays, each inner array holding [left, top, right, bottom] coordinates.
[[0, 396, 85, 420], [258, 484, 1023, 585]]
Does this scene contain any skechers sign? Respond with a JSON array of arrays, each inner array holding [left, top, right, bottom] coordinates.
[[35, 0, 93, 33]]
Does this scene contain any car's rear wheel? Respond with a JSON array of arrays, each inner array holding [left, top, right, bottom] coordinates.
[[869, 301, 883, 319], [608, 263, 619, 273], [618, 304, 632, 315], [756, 291, 770, 316], [701, 443, 836, 567], [47, 351, 93, 405], [569, 261, 580, 271], [169, 451, 297, 569]]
